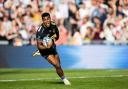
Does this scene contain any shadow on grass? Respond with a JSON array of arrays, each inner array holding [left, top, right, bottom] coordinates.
[[45, 81, 64, 85]]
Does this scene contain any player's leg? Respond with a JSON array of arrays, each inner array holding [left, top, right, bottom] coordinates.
[[47, 54, 71, 85], [47, 55, 64, 78], [54, 55, 71, 85]]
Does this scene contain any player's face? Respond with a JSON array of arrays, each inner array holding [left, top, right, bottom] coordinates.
[[42, 16, 51, 27]]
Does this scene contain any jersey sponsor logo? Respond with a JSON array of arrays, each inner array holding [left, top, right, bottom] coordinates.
[[51, 21, 56, 25]]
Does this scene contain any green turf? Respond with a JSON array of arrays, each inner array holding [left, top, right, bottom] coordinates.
[[0, 69, 128, 89]]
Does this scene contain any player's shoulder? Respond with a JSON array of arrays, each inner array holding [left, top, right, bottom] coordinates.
[[40, 23, 46, 28], [37, 24, 44, 32]]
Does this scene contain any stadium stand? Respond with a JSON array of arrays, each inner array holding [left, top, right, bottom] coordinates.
[[0, 0, 128, 46]]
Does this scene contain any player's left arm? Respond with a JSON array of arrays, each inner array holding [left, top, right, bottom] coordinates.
[[54, 26, 59, 41], [51, 22, 59, 41]]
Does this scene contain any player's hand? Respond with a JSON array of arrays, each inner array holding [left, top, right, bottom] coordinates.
[[51, 34, 57, 41]]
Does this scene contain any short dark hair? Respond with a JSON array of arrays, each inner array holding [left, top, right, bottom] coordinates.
[[41, 12, 50, 18]]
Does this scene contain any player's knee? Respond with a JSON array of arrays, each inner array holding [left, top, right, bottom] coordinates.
[[54, 63, 61, 69]]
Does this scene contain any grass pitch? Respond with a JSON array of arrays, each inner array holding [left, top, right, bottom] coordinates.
[[0, 69, 128, 89]]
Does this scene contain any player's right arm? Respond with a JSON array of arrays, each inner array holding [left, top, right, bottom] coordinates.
[[36, 25, 46, 50], [37, 40, 46, 50]]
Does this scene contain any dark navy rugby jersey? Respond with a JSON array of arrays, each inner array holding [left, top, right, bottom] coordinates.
[[36, 22, 59, 41]]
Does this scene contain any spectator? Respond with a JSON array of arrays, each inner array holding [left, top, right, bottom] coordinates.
[[13, 37, 23, 46], [101, 23, 116, 43], [79, 16, 94, 39], [68, 1, 79, 36], [84, 26, 95, 42], [1, 16, 12, 38], [0, 0, 128, 46], [55, 19, 69, 45], [71, 28, 83, 45], [92, 16, 103, 41]]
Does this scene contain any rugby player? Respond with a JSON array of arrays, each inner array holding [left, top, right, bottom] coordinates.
[[33, 12, 71, 85]]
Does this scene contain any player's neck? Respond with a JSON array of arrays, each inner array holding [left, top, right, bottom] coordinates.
[[42, 23, 51, 28]]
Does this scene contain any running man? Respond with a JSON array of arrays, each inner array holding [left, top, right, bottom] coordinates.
[[33, 12, 71, 85]]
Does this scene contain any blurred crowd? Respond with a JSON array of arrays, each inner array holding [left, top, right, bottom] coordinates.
[[0, 0, 128, 46]]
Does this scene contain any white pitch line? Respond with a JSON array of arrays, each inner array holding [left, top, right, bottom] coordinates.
[[0, 75, 128, 82], [0, 78, 59, 82], [68, 74, 128, 79]]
